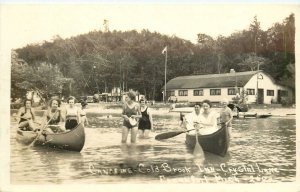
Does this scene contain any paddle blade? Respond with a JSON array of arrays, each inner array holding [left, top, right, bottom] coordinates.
[[155, 131, 184, 140], [193, 135, 205, 161]]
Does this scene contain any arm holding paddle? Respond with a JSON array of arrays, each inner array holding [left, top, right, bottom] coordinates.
[[42, 108, 64, 133], [28, 109, 59, 147]]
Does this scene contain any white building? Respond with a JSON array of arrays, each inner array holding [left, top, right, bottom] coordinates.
[[164, 70, 293, 104]]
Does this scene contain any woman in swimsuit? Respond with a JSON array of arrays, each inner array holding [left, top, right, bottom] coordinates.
[[43, 98, 64, 133], [64, 96, 81, 130], [121, 91, 141, 143], [17, 99, 36, 131], [138, 99, 153, 139]]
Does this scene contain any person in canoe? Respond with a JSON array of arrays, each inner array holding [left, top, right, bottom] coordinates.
[[121, 91, 141, 143], [138, 98, 153, 139], [80, 101, 89, 127], [64, 96, 81, 130], [16, 99, 37, 131], [182, 103, 202, 133], [43, 98, 64, 133], [219, 98, 233, 137], [197, 100, 219, 135]]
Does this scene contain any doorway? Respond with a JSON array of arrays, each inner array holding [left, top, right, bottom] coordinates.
[[257, 89, 264, 104]]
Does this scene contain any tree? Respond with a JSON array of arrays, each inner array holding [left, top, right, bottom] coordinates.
[[237, 53, 269, 71], [11, 52, 68, 100]]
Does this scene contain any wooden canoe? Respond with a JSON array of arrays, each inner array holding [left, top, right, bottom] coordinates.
[[16, 123, 85, 152], [185, 123, 229, 157]]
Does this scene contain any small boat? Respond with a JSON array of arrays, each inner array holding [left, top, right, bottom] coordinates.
[[257, 114, 272, 118], [16, 123, 85, 152], [233, 112, 257, 118], [233, 112, 272, 119], [242, 112, 257, 118], [185, 124, 229, 157]]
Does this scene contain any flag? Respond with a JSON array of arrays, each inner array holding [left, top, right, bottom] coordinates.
[[162, 46, 167, 54]]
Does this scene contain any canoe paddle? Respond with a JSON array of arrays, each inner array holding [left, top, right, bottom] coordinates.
[[193, 128, 205, 160], [155, 129, 195, 140], [28, 110, 59, 148]]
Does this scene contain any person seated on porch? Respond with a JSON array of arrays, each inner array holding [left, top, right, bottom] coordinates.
[[17, 99, 36, 131]]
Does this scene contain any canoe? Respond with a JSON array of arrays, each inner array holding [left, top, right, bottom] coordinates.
[[16, 123, 85, 152], [233, 112, 272, 119], [257, 114, 272, 118], [185, 124, 229, 157]]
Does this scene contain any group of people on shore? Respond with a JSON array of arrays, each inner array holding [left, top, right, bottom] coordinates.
[[17, 96, 89, 133]]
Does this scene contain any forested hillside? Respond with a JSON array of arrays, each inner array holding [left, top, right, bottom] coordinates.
[[11, 14, 295, 101]]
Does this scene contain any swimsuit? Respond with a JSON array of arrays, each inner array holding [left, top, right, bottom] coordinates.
[[138, 107, 151, 130], [65, 106, 78, 130], [123, 103, 138, 129], [47, 110, 61, 125], [19, 108, 34, 123]]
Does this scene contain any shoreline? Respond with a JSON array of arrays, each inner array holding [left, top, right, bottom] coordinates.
[[10, 102, 296, 117]]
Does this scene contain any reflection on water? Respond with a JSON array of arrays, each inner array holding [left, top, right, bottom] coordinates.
[[10, 113, 296, 184]]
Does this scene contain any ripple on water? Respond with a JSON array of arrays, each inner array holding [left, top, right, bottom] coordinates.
[[10, 114, 296, 184]]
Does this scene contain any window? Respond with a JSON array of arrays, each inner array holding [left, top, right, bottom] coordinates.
[[228, 88, 240, 95], [178, 90, 188, 96], [193, 89, 203, 96], [267, 90, 274, 96], [280, 90, 288, 97], [247, 89, 255, 95], [166, 91, 175, 98], [210, 89, 221, 95]]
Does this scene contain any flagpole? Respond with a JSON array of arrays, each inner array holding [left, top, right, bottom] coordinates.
[[164, 47, 167, 103]]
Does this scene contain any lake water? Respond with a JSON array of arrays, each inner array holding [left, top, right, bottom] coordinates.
[[10, 112, 296, 184]]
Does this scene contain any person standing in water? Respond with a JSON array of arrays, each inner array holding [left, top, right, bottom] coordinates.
[[138, 99, 153, 139], [219, 98, 233, 137], [64, 96, 81, 130], [121, 91, 141, 143], [80, 101, 89, 127]]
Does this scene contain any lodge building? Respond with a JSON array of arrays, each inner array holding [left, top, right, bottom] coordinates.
[[164, 70, 293, 104]]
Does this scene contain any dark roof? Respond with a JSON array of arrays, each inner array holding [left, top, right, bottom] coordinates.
[[165, 71, 262, 89]]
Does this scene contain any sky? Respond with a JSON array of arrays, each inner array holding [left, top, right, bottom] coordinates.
[[0, 4, 299, 49]]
